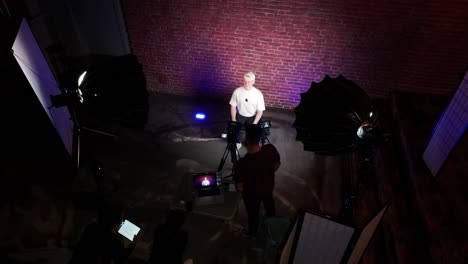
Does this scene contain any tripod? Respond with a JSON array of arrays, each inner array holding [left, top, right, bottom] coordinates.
[[260, 134, 270, 146], [260, 127, 271, 146], [217, 124, 271, 172], [217, 142, 240, 177]]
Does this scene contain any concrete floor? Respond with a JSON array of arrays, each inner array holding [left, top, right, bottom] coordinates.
[[4, 91, 466, 263], [2, 93, 357, 263]]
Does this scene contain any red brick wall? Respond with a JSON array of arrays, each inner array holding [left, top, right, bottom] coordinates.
[[122, 0, 468, 109]]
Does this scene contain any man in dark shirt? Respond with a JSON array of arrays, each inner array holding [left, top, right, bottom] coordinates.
[[148, 209, 188, 264], [69, 200, 136, 264], [233, 124, 281, 237]]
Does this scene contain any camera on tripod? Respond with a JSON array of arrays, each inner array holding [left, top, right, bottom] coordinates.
[[218, 121, 241, 172], [226, 121, 240, 144], [259, 120, 272, 137]]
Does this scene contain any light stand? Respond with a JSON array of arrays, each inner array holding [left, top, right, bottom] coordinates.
[[293, 75, 390, 225], [51, 86, 117, 169], [71, 109, 117, 169]]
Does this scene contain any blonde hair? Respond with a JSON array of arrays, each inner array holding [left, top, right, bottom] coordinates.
[[243, 72, 256, 82]]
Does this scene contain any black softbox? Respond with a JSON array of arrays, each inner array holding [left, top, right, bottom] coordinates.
[[77, 54, 149, 130], [293, 75, 377, 155]]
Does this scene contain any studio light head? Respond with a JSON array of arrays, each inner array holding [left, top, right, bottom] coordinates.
[[195, 112, 206, 120], [71, 54, 149, 130], [357, 121, 372, 139], [293, 75, 378, 155], [50, 71, 87, 109], [78, 71, 87, 87], [50, 88, 83, 108]]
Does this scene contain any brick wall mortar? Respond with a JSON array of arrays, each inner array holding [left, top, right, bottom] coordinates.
[[122, 0, 468, 109]]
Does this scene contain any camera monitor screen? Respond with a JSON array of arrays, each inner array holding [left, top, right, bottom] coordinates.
[[193, 173, 217, 189], [118, 219, 141, 242]]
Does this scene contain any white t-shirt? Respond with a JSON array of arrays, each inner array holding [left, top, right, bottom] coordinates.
[[229, 86, 266, 117]]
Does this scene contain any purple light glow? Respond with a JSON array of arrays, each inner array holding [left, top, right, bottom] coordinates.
[[195, 113, 206, 120]]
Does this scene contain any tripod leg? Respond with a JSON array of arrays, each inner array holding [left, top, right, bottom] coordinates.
[[261, 136, 270, 146], [226, 146, 239, 180], [217, 145, 230, 172], [229, 144, 239, 165]]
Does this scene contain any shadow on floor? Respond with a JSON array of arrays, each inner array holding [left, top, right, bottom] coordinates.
[[2, 93, 363, 263]]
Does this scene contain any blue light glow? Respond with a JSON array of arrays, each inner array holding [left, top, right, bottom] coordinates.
[[195, 113, 206, 120]]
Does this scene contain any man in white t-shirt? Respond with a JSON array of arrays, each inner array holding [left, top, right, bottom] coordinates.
[[229, 72, 265, 127]]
